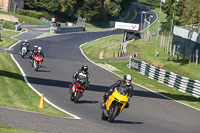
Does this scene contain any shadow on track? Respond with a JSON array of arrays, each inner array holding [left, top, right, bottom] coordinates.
[[112, 120, 143, 125], [1, 70, 199, 102], [77, 100, 99, 104]]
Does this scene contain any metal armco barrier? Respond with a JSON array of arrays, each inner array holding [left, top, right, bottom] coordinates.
[[15, 24, 22, 31], [129, 57, 200, 98], [54, 26, 85, 33]]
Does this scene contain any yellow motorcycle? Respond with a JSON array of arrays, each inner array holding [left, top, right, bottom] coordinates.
[[101, 87, 129, 122]]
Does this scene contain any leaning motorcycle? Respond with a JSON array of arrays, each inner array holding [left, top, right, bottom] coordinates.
[[70, 76, 87, 103], [20, 46, 28, 58], [101, 87, 129, 122], [33, 54, 43, 71]]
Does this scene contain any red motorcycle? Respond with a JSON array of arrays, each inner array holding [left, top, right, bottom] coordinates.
[[33, 54, 43, 71], [70, 76, 87, 103]]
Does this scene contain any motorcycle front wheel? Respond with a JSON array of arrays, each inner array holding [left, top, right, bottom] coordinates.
[[34, 61, 39, 71], [70, 94, 74, 101], [108, 104, 119, 122], [74, 91, 81, 103], [101, 111, 108, 121]]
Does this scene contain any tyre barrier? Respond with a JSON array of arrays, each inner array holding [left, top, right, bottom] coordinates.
[[129, 57, 200, 98]]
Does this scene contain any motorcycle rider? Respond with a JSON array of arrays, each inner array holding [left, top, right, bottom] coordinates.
[[20, 40, 30, 53], [102, 74, 134, 109], [70, 65, 90, 93], [30, 45, 38, 58], [35, 47, 44, 58]]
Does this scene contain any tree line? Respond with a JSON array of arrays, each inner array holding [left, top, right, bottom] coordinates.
[[24, 0, 132, 22], [139, 0, 200, 32]]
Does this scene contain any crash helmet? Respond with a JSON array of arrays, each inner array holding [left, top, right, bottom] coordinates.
[[81, 65, 88, 73], [24, 40, 29, 46], [38, 47, 42, 53], [124, 74, 132, 86], [33, 45, 38, 50]]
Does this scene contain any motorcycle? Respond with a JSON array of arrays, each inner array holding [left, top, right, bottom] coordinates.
[[101, 87, 129, 122], [20, 46, 28, 58], [70, 75, 87, 103], [33, 54, 43, 71]]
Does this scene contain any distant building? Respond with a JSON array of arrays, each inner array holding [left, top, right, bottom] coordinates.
[[0, 0, 24, 12]]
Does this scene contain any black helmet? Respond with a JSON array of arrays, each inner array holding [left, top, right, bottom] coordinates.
[[124, 74, 132, 86], [81, 65, 88, 73]]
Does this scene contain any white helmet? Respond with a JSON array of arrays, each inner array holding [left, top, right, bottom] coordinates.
[[124, 74, 132, 86], [38, 47, 42, 52]]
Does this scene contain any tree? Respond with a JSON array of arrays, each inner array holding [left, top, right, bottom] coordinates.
[[180, 0, 200, 25]]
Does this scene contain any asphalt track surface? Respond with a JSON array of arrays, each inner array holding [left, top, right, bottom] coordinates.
[[1, 6, 200, 133]]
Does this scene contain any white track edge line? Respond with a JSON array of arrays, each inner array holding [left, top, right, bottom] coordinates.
[[79, 37, 200, 112]]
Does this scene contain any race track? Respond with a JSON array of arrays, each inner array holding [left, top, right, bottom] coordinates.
[[11, 30, 200, 133], [9, 5, 200, 133]]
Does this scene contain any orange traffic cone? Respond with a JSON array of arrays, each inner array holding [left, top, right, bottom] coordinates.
[[38, 93, 44, 109]]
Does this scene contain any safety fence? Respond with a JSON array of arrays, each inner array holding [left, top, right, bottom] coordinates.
[[129, 58, 200, 98], [172, 26, 200, 64]]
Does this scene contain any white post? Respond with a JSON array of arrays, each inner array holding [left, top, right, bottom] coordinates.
[[155, 0, 163, 56]]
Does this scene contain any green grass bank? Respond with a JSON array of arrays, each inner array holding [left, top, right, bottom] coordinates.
[[0, 125, 38, 133]]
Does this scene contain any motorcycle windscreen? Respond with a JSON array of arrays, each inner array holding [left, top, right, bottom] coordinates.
[[76, 75, 86, 86]]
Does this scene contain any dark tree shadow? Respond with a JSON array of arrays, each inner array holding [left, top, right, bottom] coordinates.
[[36, 70, 51, 72], [1, 70, 199, 102], [159, 92, 200, 102], [0, 70, 24, 81], [77, 100, 99, 104]]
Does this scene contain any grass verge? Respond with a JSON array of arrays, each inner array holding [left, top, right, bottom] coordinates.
[[0, 30, 70, 117], [0, 125, 38, 133], [0, 30, 19, 48]]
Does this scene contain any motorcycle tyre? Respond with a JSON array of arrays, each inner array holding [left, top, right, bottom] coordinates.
[[34, 62, 39, 71], [74, 91, 81, 103], [70, 94, 74, 101], [101, 111, 108, 121], [108, 104, 119, 122]]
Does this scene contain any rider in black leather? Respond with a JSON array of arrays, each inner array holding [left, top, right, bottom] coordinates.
[[20, 40, 30, 52], [102, 74, 134, 109], [70, 65, 90, 94], [72, 65, 90, 86]]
